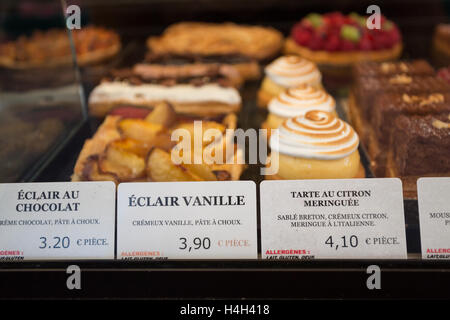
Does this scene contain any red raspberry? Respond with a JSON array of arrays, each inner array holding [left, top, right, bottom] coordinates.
[[324, 34, 340, 51], [359, 34, 373, 51], [292, 25, 312, 46], [327, 12, 346, 26], [387, 27, 401, 44], [339, 39, 356, 51], [308, 34, 324, 50], [371, 30, 388, 49]]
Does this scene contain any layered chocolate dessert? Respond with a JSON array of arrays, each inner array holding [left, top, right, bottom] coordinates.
[[353, 75, 450, 120], [389, 112, 450, 177], [350, 60, 450, 197], [106, 63, 243, 88], [372, 92, 450, 146], [353, 60, 435, 79]]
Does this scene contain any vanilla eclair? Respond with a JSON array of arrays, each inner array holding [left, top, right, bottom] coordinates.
[[268, 110, 364, 179], [263, 84, 336, 133], [258, 55, 322, 107]]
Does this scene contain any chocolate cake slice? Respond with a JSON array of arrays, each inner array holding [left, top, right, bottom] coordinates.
[[372, 92, 450, 146], [353, 75, 450, 120], [390, 112, 450, 177], [353, 60, 435, 79]]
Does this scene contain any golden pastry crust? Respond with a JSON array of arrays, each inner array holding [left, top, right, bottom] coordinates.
[[72, 116, 122, 181], [257, 88, 275, 108], [72, 109, 245, 183], [147, 22, 283, 61], [229, 61, 261, 80], [433, 34, 450, 58], [266, 162, 366, 180], [270, 150, 362, 180], [89, 101, 241, 118], [347, 92, 386, 176], [433, 24, 450, 58], [284, 38, 403, 66], [0, 26, 121, 69]]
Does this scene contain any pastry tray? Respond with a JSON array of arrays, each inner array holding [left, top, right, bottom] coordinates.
[[32, 76, 422, 254], [0, 40, 443, 300]]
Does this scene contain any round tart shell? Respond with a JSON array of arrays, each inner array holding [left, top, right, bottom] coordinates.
[[283, 37, 403, 67]]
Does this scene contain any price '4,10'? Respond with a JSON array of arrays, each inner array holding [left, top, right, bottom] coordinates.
[[325, 235, 359, 250]]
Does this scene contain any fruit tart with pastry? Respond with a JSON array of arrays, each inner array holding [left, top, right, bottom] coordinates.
[[72, 103, 245, 183], [284, 12, 402, 80], [266, 110, 364, 180]]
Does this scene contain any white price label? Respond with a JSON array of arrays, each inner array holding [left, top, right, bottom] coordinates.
[[0, 182, 116, 261], [117, 181, 257, 260], [260, 178, 407, 260], [418, 178, 450, 260]]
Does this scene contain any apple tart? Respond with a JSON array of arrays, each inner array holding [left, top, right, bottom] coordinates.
[[72, 103, 245, 183]]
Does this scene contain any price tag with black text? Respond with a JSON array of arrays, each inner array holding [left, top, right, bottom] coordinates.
[[117, 181, 257, 260], [0, 182, 116, 261], [260, 178, 407, 260], [418, 178, 450, 260]]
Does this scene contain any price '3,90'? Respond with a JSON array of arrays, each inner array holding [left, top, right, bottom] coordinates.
[[178, 237, 211, 252]]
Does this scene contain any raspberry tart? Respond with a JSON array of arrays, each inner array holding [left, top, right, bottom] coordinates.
[[284, 12, 402, 78]]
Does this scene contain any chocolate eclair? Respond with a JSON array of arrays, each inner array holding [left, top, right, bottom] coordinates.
[[145, 52, 261, 81], [146, 22, 284, 81], [88, 63, 242, 118]]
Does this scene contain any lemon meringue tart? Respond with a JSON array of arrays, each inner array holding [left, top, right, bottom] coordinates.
[[262, 84, 336, 134], [267, 110, 364, 180], [258, 55, 322, 107]]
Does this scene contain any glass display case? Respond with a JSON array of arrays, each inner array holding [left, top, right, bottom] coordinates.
[[0, 0, 450, 301]]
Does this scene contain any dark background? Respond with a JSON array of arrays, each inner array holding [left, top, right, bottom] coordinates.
[[1, 0, 450, 60]]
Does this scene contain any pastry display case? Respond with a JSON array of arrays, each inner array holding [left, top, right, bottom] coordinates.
[[1, 0, 450, 302]]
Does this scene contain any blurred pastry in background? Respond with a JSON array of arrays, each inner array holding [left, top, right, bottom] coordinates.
[[267, 110, 364, 180], [432, 24, 450, 67], [0, 26, 121, 68], [147, 22, 284, 81], [258, 55, 322, 107], [437, 65, 450, 84]]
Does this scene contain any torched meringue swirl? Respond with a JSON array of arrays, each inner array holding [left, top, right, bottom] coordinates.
[[270, 111, 359, 160], [265, 55, 322, 88], [268, 85, 336, 118]]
